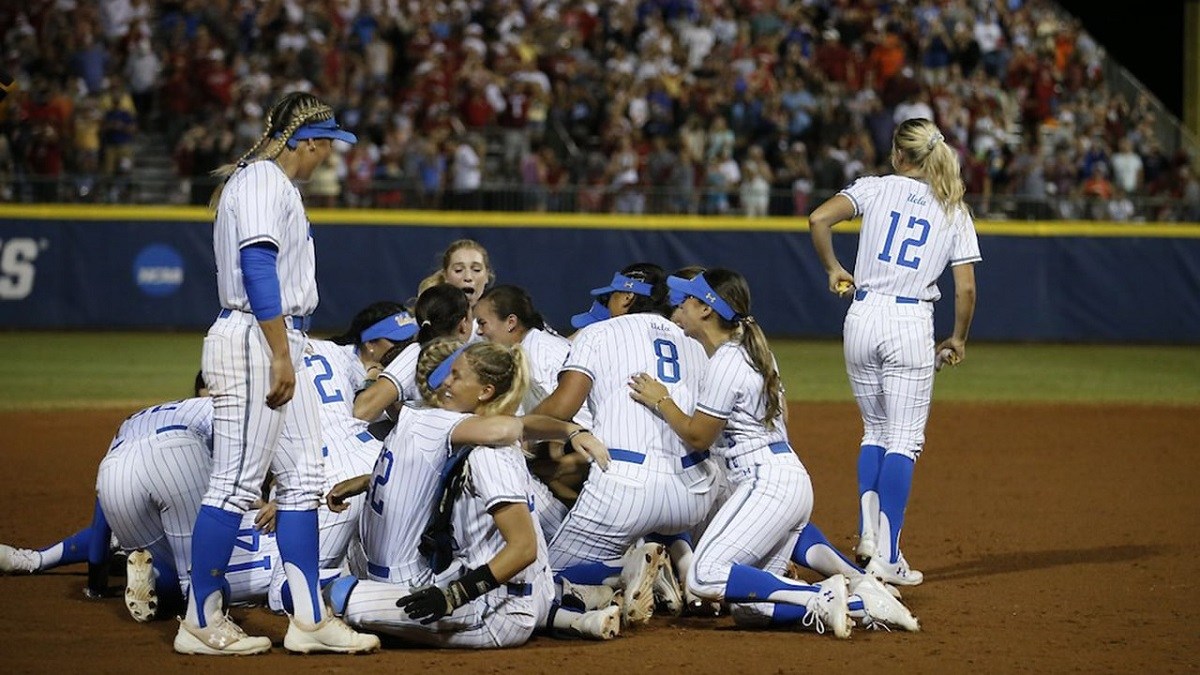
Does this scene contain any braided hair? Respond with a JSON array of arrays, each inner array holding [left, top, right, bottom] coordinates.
[[207, 92, 336, 209]]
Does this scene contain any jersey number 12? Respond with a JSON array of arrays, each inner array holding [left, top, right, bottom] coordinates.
[[877, 211, 930, 270]]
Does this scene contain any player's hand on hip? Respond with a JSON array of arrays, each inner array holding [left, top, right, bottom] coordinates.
[[266, 354, 296, 409], [252, 499, 278, 533], [326, 474, 371, 512], [572, 431, 611, 470], [828, 268, 855, 297], [628, 372, 668, 408]]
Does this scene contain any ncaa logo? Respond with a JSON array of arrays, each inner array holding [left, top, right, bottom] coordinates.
[[133, 244, 184, 297]]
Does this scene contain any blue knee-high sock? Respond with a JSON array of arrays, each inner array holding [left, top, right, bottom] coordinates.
[[189, 505, 243, 628], [276, 509, 323, 624], [792, 523, 861, 573], [42, 528, 93, 568], [725, 563, 817, 603], [152, 556, 184, 615], [768, 603, 810, 625], [554, 560, 624, 586], [86, 499, 112, 566], [878, 453, 916, 564], [857, 444, 886, 532]]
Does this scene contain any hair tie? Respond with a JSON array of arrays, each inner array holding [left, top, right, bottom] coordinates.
[[741, 315, 756, 325], [420, 319, 432, 328], [927, 132, 944, 150]]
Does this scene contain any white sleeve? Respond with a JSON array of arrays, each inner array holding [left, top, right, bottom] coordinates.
[[950, 216, 983, 266], [838, 175, 883, 217], [228, 163, 286, 249], [468, 447, 530, 511], [695, 347, 744, 420]]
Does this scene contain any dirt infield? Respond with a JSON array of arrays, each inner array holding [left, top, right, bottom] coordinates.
[[2, 402, 1197, 674]]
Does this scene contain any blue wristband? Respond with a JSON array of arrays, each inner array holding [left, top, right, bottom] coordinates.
[[240, 243, 282, 321]]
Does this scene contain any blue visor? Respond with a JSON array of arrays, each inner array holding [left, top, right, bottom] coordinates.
[[427, 345, 467, 391], [285, 116, 358, 148], [667, 289, 687, 307], [360, 312, 418, 344], [590, 273, 653, 298], [570, 300, 611, 329], [666, 274, 738, 321]]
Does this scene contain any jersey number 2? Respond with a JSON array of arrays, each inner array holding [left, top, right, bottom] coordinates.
[[653, 338, 681, 383], [877, 211, 930, 270], [304, 354, 345, 404], [369, 450, 394, 515]]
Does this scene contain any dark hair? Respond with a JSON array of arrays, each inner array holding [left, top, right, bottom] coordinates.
[[477, 284, 546, 331], [621, 262, 672, 317], [702, 268, 784, 429], [194, 370, 207, 397], [415, 283, 470, 344], [330, 300, 407, 346]]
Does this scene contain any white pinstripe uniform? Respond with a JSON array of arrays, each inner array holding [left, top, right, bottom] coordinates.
[[206, 159, 324, 515], [378, 341, 422, 407], [686, 344, 814, 621], [517, 326, 593, 539], [342, 444, 555, 648], [94, 398, 277, 602], [841, 175, 981, 462], [547, 313, 717, 569], [358, 405, 470, 587], [301, 338, 382, 567], [840, 176, 981, 563]]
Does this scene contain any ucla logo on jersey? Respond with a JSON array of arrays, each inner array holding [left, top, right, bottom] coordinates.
[[133, 244, 184, 298], [906, 193, 928, 206]]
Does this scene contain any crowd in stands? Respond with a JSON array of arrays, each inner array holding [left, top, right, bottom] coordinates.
[[1, 0, 1198, 222]]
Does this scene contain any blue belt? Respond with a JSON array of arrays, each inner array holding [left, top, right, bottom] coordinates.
[[218, 308, 312, 331], [609, 448, 710, 468], [854, 289, 921, 304], [366, 562, 390, 579], [357, 431, 374, 443], [156, 424, 189, 434], [768, 442, 793, 455], [506, 582, 533, 597]]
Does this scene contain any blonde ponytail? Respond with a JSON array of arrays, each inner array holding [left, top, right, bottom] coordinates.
[[893, 118, 971, 223]]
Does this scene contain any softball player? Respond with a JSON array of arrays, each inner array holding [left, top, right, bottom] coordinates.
[[353, 283, 473, 424], [531, 263, 718, 626], [326, 340, 618, 645], [809, 117, 981, 587], [183, 91, 378, 655], [474, 284, 596, 535], [418, 239, 496, 342], [630, 269, 918, 634]]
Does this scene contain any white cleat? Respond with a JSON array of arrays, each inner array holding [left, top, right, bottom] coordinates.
[[619, 543, 667, 626], [653, 559, 684, 616], [173, 615, 273, 656], [561, 577, 617, 611], [805, 574, 852, 639], [855, 534, 876, 567], [570, 605, 621, 640], [851, 574, 920, 632], [283, 614, 381, 654], [866, 553, 924, 587], [0, 544, 41, 574], [124, 549, 159, 623]]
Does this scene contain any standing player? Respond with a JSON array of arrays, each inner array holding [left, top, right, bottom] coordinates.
[[531, 263, 718, 625], [808, 117, 981, 586], [629, 269, 918, 635], [180, 91, 378, 655]]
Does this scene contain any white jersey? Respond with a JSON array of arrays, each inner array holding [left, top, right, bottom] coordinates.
[[518, 328, 593, 428], [451, 445, 550, 589], [379, 341, 422, 405], [113, 397, 213, 447], [360, 405, 469, 584], [841, 175, 982, 301], [213, 160, 318, 316], [563, 313, 706, 461], [305, 339, 370, 440], [696, 342, 788, 460]]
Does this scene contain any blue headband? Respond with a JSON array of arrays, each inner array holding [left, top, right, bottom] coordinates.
[[590, 272, 653, 298], [666, 274, 739, 321], [427, 345, 467, 390], [283, 117, 358, 149], [361, 312, 418, 344]]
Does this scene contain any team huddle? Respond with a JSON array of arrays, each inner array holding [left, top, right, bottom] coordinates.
[[0, 95, 978, 655]]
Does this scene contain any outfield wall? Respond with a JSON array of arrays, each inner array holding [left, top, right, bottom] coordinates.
[[0, 205, 1197, 343]]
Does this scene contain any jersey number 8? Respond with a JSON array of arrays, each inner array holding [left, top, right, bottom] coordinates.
[[653, 338, 681, 383]]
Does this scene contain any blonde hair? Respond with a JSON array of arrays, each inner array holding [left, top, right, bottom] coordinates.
[[414, 338, 529, 416], [438, 239, 496, 287], [207, 92, 336, 209], [703, 269, 784, 429], [892, 118, 970, 222]]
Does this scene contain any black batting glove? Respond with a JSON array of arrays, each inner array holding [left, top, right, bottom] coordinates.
[[396, 583, 469, 624]]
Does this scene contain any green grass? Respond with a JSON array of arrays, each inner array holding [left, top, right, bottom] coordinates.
[[0, 333, 1196, 410]]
